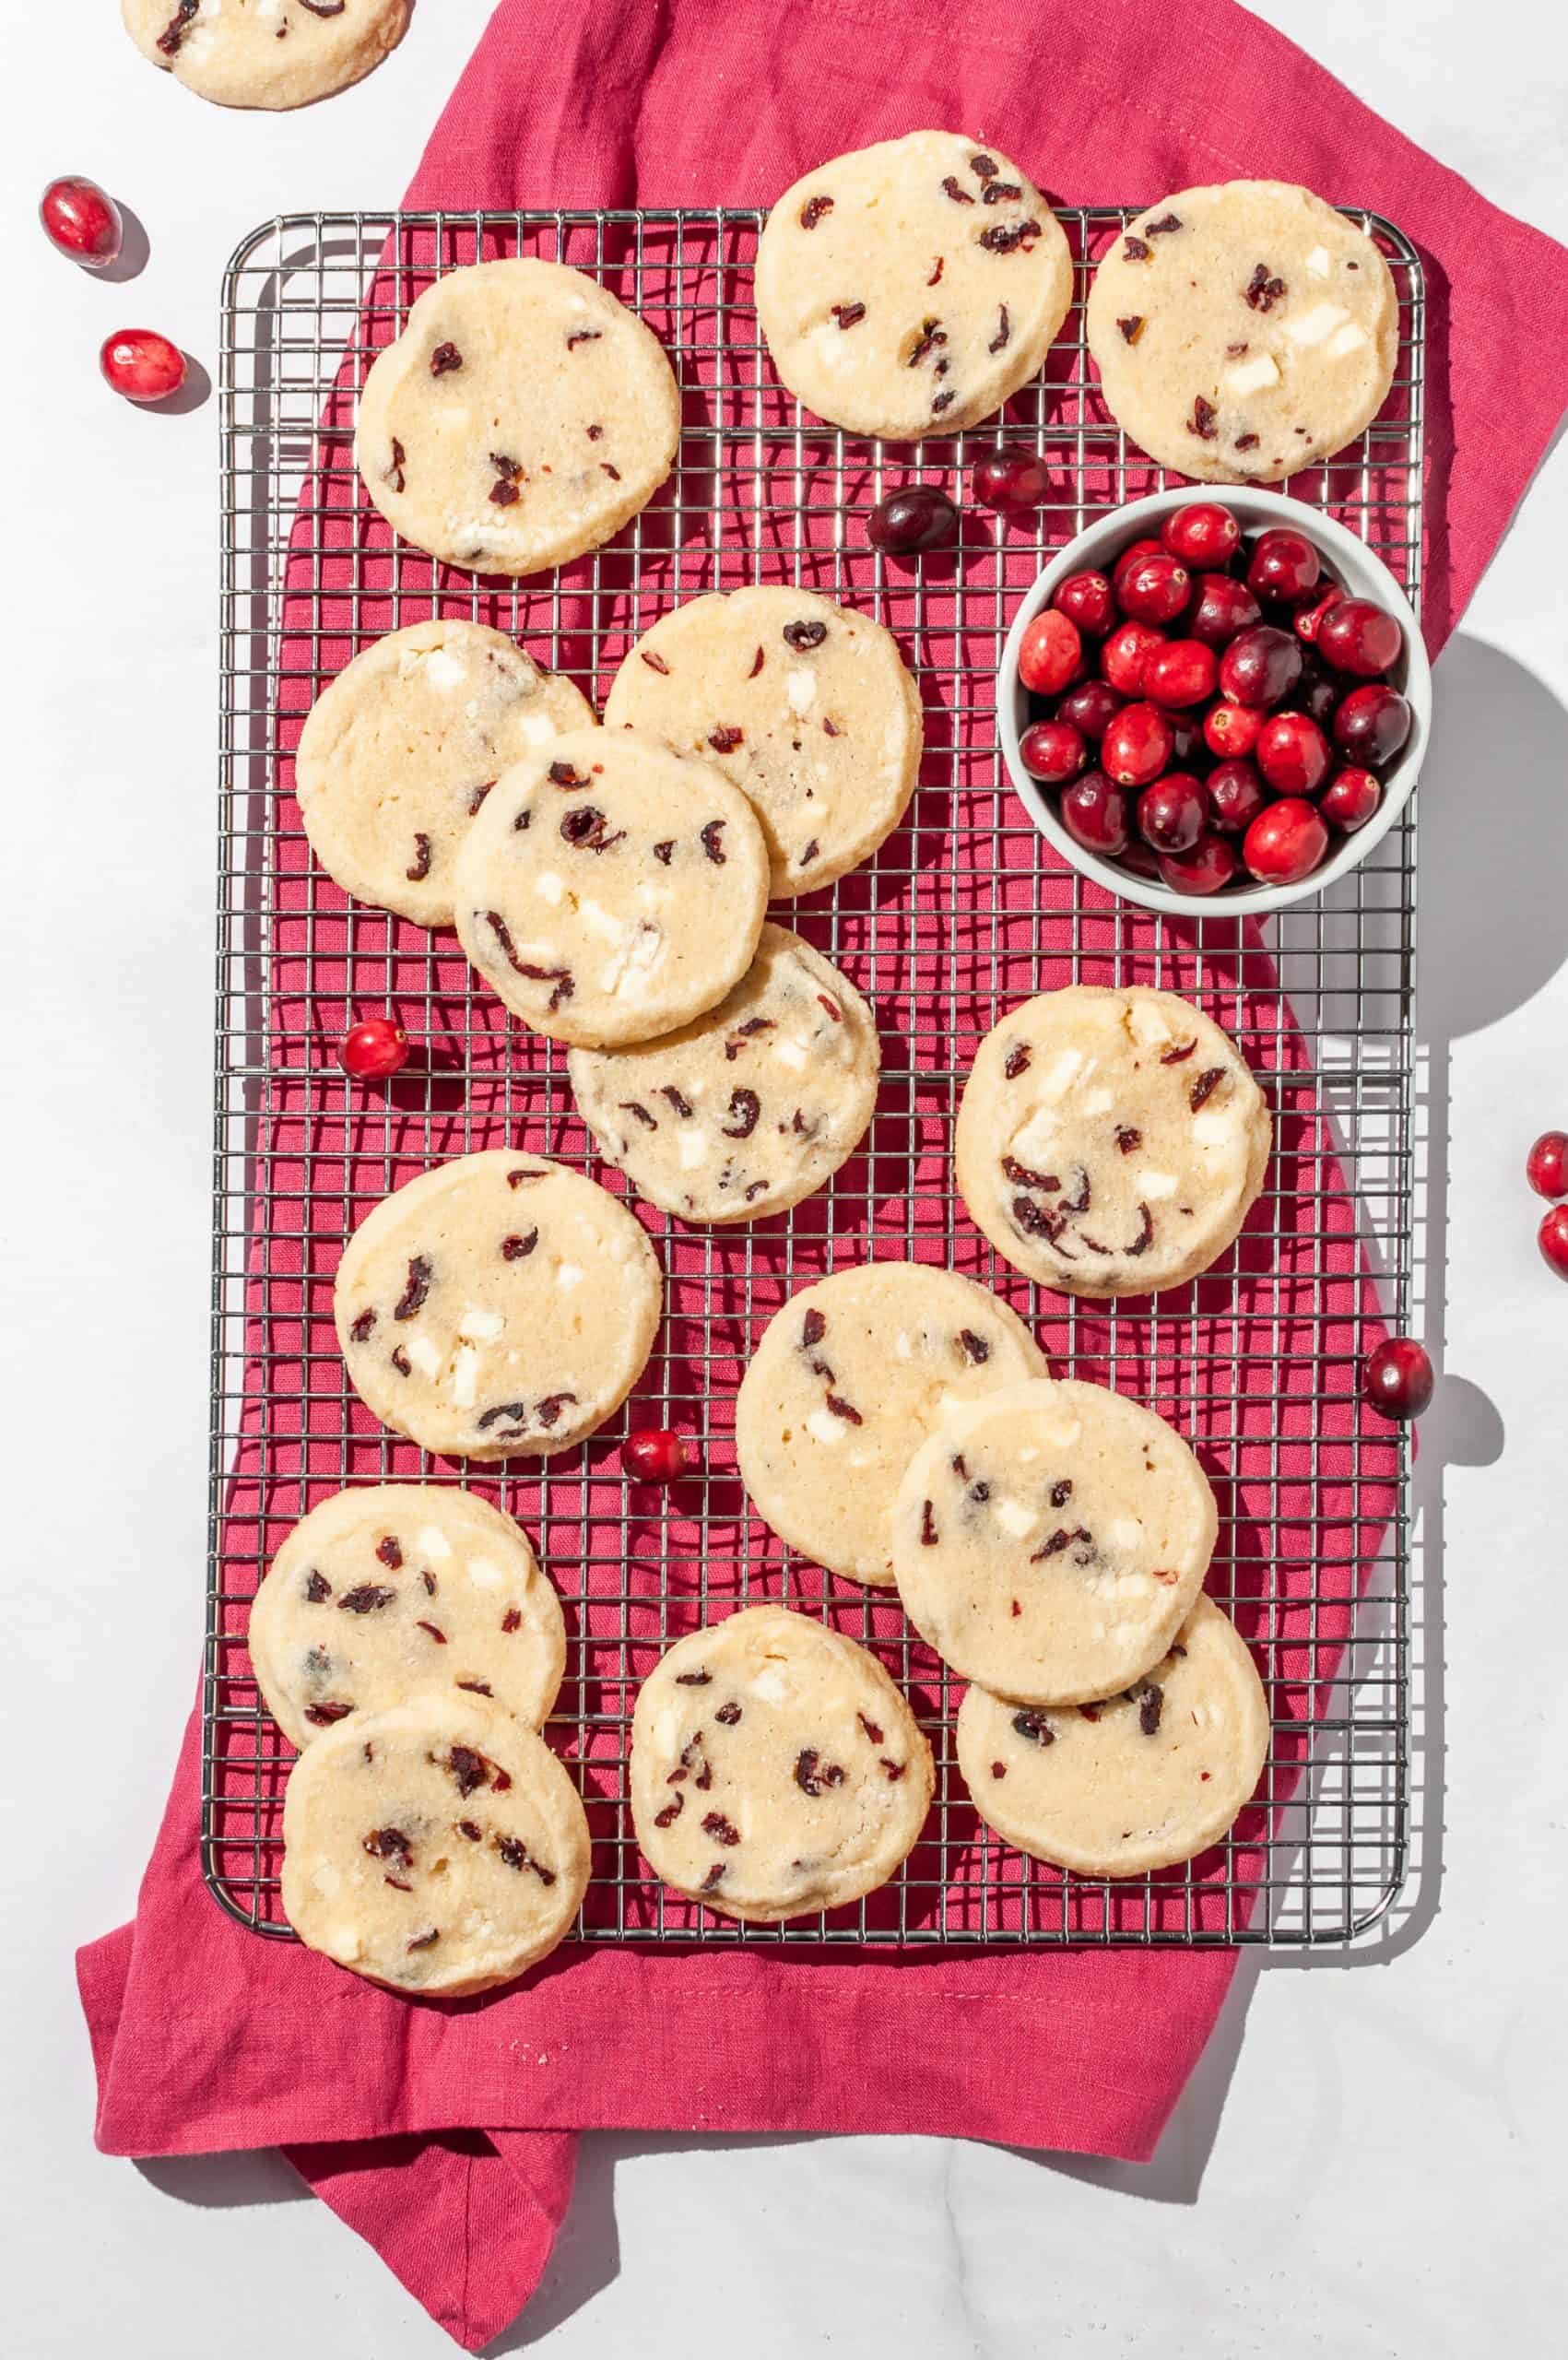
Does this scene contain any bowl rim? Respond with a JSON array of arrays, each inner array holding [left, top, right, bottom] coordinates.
[[996, 485, 1432, 918]]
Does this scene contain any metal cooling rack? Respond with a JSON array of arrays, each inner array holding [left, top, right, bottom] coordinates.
[[206, 205, 1421, 1950]]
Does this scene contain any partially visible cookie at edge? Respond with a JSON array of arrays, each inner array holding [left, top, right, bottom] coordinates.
[[124, 0, 412, 111]]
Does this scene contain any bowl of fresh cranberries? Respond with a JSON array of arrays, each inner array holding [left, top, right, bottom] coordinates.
[[997, 488, 1431, 914]]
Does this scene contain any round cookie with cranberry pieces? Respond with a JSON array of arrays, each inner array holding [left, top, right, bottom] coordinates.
[[281, 1693, 590, 1994], [755, 131, 1073, 442], [1086, 183, 1398, 482], [603, 587, 923, 895], [249, 1484, 567, 1751], [355, 258, 681, 575], [334, 1149, 662, 1460], [736, 1263, 1045, 1587], [567, 926, 879, 1223], [957, 1595, 1270, 1877], [891, 1377, 1217, 1705], [124, 0, 411, 111], [295, 621, 593, 926], [454, 728, 769, 1047], [630, 1608, 933, 1922], [955, 985, 1270, 1296]]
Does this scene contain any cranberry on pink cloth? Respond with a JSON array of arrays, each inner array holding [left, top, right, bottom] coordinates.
[[78, 1, 1568, 2349]]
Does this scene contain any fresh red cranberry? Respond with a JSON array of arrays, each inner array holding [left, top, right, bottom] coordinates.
[[1159, 830, 1237, 895], [1020, 718, 1089, 785], [1293, 584, 1345, 643], [1060, 771, 1131, 858], [100, 328, 186, 403], [1220, 625, 1303, 709], [339, 1017, 409, 1080], [973, 447, 1052, 515], [1540, 1206, 1568, 1280], [1053, 570, 1117, 635], [1102, 702, 1174, 789], [1527, 1131, 1568, 1201], [1120, 839, 1161, 879], [1242, 796, 1329, 886], [1187, 572, 1262, 650], [1362, 1337, 1434, 1420], [1203, 699, 1265, 760], [1246, 526, 1321, 605], [1137, 773, 1208, 855], [1101, 620, 1164, 697], [1165, 714, 1207, 770], [1333, 683, 1412, 767], [1142, 638, 1219, 710], [867, 484, 960, 554], [1319, 766, 1381, 832], [1294, 651, 1342, 729], [1113, 537, 1165, 592], [1019, 608, 1083, 697], [1256, 712, 1332, 796], [1161, 502, 1240, 569], [624, 1428, 691, 1483], [1207, 758, 1268, 835], [1318, 597, 1404, 678], [1118, 549, 1193, 626], [1056, 678, 1124, 743], [40, 175, 124, 267]]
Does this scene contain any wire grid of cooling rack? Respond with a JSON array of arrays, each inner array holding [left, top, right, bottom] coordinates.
[[206, 204, 1421, 1950]]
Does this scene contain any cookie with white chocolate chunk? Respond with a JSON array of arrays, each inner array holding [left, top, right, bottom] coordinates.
[[1085, 182, 1398, 482]]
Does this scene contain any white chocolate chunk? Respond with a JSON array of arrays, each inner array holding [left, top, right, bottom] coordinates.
[[458, 1307, 505, 1341], [1223, 352, 1281, 397], [995, 1498, 1039, 1540], [534, 870, 565, 906], [1328, 322, 1369, 359], [556, 1263, 584, 1292], [450, 1344, 479, 1408], [1140, 1171, 1179, 1200], [423, 649, 466, 691], [806, 1408, 847, 1446], [1305, 243, 1332, 277], [1283, 301, 1350, 348], [416, 1525, 454, 1564], [466, 1553, 506, 1592], [786, 669, 818, 714], [405, 1334, 442, 1378], [677, 1130, 710, 1171]]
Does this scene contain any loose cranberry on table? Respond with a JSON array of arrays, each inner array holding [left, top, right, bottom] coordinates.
[[1362, 1337, 1435, 1422], [973, 447, 1052, 515], [1053, 570, 1117, 635], [1207, 758, 1268, 836], [1018, 608, 1084, 696], [1117, 549, 1193, 626], [1317, 596, 1404, 679], [1143, 638, 1218, 710], [1161, 502, 1240, 570], [1159, 831, 1238, 896], [1203, 698, 1265, 760], [1242, 796, 1329, 886], [1056, 678, 1124, 744], [867, 483, 960, 555], [100, 328, 186, 403], [1256, 711, 1332, 797], [339, 1017, 409, 1080], [1060, 771, 1131, 858], [1527, 1130, 1568, 1200], [1219, 623, 1303, 709], [1102, 701, 1173, 788], [40, 174, 124, 267], [1333, 682, 1412, 767], [1539, 1206, 1568, 1281], [1101, 620, 1164, 696], [1020, 717, 1089, 785], [1187, 572, 1262, 650], [1137, 773, 1208, 856], [1319, 766, 1381, 833], [1245, 526, 1321, 605], [624, 1428, 691, 1483], [1293, 584, 1345, 643]]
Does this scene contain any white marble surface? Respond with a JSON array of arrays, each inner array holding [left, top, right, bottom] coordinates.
[[5, 2, 1567, 2351]]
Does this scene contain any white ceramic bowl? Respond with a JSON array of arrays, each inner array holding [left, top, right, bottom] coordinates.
[[996, 487, 1432, 917]]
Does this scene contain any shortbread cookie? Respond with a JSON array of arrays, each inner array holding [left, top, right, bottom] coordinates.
[[957, 1596, 1270, 1877], [567, 926, 879, 1222], [249, 1485, 566, 1750], [294, 622, 594, 926], [454, 727, 769, 1047], [334, 1150, 662, 1459], [630, 1608, 934, 1921], [736, 1264, 1046, 1587], [756, 132, 1074, 441], [355, 258, 681, 574], [891, 1378, 1217, 1705], [956, 985, 1270, 1296], [1086, 183, 1398, 483], [603, 588, 923, 894], [281, 1693, 590, 1994], [124, 0, 410, 111]]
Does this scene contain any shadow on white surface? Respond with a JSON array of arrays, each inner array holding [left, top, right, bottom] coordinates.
[[136, 2150, 306, 2210]]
